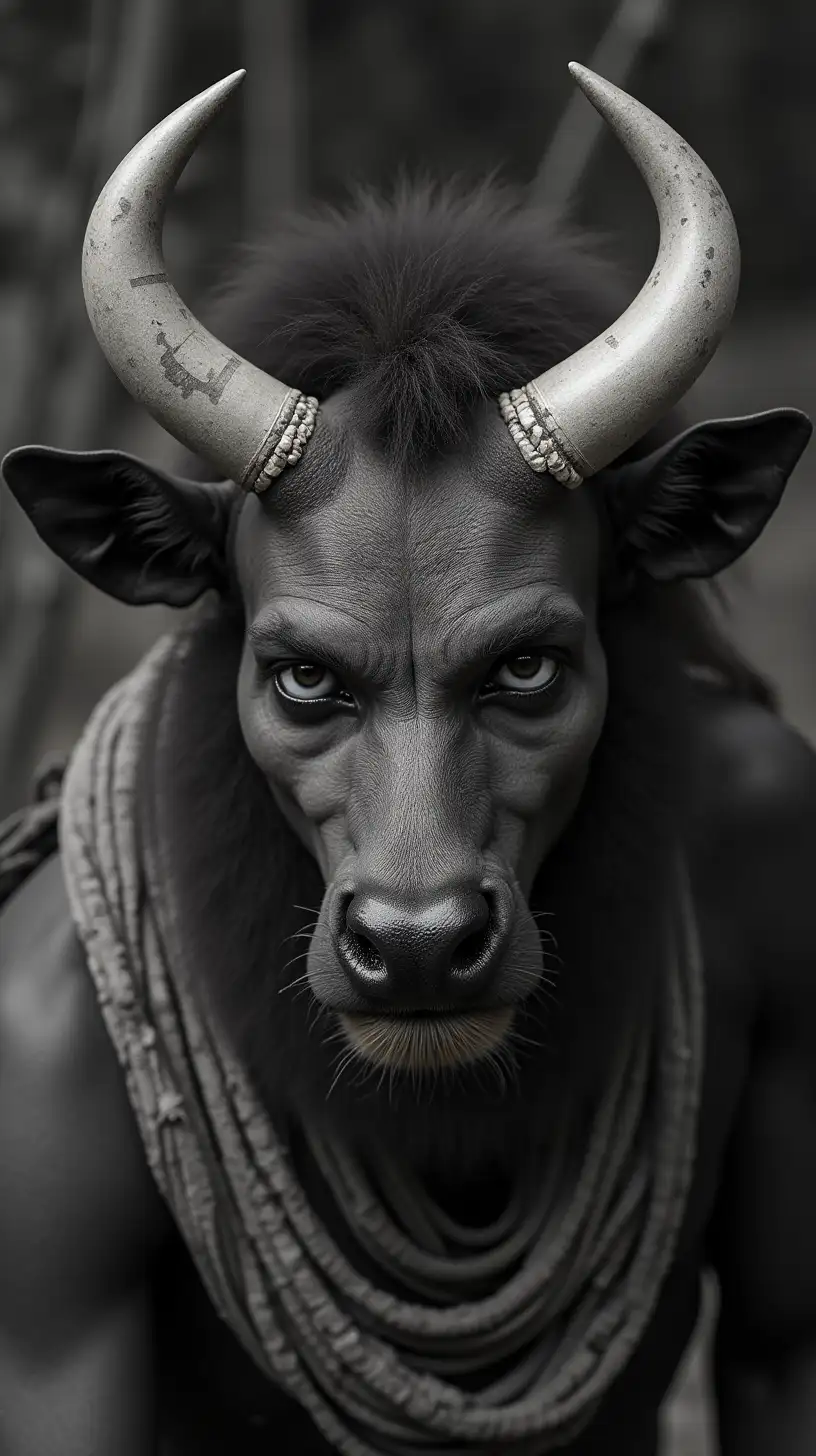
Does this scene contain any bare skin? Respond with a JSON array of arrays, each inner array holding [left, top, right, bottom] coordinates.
[[2, 687, 816, 1455]]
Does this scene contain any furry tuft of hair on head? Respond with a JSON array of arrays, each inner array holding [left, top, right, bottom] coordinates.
[[206, 179, 634, 469]]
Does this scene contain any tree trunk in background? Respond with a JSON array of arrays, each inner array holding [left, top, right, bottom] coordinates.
[[0, 0, 173, 815], [242, 0, 304, 234], [531, 0, 672, 215]]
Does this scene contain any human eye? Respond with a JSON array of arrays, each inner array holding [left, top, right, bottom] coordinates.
[[275, 662, 342, 701], [488, 652, 561, 694], [269, 660, 356, 718]]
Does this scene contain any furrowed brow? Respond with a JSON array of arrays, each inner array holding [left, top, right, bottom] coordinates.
[[247, 602, 383, 681], [443, 593, 586, 668]]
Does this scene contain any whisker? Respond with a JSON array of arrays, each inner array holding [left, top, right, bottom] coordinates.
[[280, 925, 318, 948], [510, 1026, 547, 1049], [349, 1056, 381, 1094], [280, 949, 311, 972], [278, 953, 312, 992], [327, 1046, 359, 1099], [375, 1060, 391, 1095], [280, 971, 312, 997], [280, 917, 320, 959], [323, 1026, 359, 1054], [307, 999, 330, 1036], [495, 1050, 520, 1095]]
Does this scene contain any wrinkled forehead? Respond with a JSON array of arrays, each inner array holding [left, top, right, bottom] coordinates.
[[235, 399, 602, 626]]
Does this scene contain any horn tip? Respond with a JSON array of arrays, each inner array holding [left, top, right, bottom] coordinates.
[[216, 68, 247, 95], [568, 61, 601, 93], [568, 62, 621, 117]]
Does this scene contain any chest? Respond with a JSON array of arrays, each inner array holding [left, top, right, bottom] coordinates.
[[154, 1242, 699, 1455], [152, 910, 747, 1456]]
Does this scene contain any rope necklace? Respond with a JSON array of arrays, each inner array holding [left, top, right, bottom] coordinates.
[[58, 630, 704, 1454]]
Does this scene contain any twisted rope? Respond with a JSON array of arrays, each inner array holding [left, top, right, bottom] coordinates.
[[52, 631, 702, 1454], [0, 754, 65, 903]]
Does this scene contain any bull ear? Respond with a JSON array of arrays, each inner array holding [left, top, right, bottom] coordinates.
[[605, 409, 812, 582], [1, 446, 237, 607]]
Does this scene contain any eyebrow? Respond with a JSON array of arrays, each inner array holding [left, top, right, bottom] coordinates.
[[247, 600, 386, 682], [439, 591, 586, 670], [248, 589, 585, 684]]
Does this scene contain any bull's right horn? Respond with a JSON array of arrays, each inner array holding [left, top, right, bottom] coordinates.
[[82, 72, 315, 494]]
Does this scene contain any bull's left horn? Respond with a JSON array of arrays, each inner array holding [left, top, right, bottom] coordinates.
[[82, 72, 316, 493], [500, 64, 740, 487]]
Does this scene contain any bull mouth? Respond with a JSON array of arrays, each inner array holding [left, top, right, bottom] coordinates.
[[338, 1007, 514, 1075]]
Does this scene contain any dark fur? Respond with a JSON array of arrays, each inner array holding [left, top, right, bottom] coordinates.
[[204, 180, 655, 469], [140, 592, 690, 1189]]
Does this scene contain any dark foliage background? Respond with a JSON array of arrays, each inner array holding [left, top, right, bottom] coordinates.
[[1, 6, 814, 1446]]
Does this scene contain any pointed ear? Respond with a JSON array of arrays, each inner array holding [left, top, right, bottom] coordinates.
[[1, 446, 238, 607], [604, 409, 812, 583]]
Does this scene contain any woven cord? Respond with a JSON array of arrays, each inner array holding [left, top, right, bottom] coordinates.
[[0, 755, 65, 905]]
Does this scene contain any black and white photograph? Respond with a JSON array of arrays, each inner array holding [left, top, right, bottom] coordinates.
[[1, 3, 815, 1452]]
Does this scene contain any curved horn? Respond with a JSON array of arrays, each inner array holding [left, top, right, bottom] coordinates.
[[500, 63, 740, 487], [82, 72, 316, 493]]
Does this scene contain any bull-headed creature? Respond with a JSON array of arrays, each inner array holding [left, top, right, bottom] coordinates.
[[2, 65, 816, 1456]]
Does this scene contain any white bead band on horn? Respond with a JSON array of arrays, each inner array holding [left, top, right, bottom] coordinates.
[[82, 72, 317, 493], [498, 388, 583, 487]]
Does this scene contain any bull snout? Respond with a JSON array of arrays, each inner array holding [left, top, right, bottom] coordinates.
[[332, 879, 513, 1011]]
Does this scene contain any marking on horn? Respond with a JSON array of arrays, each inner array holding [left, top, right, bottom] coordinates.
[[155, 330, 241, 404], [130, 273, 170, 288]]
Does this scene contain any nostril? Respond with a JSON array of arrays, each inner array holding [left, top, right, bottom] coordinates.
[[346, 927, 385, 974], [450, 919, 493, 973], [447, 891, 494, 979], [337, 892, 390, 993], [450, 883, 513, 983]]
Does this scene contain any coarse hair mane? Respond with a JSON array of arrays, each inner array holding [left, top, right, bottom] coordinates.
[[200, 178, 776, 709], [210, 178, 632, 469]]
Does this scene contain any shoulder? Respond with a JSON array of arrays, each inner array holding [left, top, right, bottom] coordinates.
[[690, 692, 816, 1023], [0, 853, 169, 1354], [692, 690, 816, 824], [695, 709, 816, 1344], [0, 851, 144, 1127], [2, 850, 107, 1076]]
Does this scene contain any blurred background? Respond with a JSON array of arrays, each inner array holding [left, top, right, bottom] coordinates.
[[1, 1, 814, 1449]]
